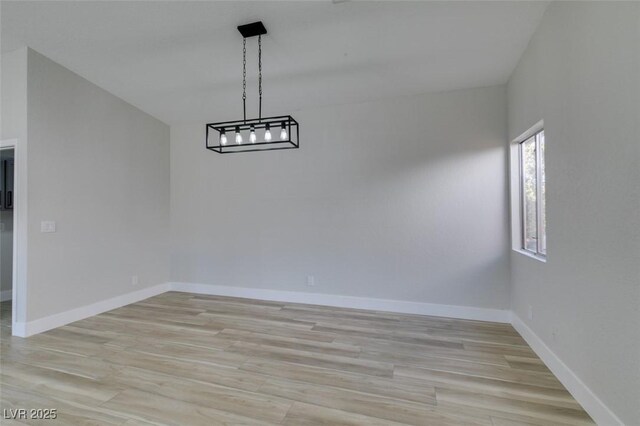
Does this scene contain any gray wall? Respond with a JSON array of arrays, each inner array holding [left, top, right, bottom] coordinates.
[[171, 85, 510, 309], [0, 49, 27, 142], [507, 2, 640, 423], [24, 49, 170, 321]]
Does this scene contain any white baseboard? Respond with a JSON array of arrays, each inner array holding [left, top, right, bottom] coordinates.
[[12, 320, 27, 337], [169, 282, 510, 323], [511, 314, 622, 426], [12, 282, 509, 337], [7, 279, 621, 424], [0, 289, 12, 302], [12, 283, 170, 338]]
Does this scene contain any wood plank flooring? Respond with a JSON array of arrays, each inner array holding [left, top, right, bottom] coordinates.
[[0, 293, 594, 425]]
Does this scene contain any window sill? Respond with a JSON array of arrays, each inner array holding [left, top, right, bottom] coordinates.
[[512, 248, 547, 263]]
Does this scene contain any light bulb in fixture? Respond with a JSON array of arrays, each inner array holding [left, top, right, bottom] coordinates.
[[249, 125, 257, 143], [219, 129, 227, 145], [235, 126, 242, 144], [280, 122, 288, 140], [264, 123, 272, 141]]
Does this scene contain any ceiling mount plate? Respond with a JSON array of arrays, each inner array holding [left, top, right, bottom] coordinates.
[[237, 21, 267, 38]]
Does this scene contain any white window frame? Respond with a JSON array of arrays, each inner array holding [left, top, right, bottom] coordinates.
[[510, 121, 546, 262]]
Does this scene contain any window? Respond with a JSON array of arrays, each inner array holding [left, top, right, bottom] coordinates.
[[518, 129, 546, 257]]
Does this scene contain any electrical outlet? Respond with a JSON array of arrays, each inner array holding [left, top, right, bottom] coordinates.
[[551, 327, 559, 342], [131, 275, 139, 286], [40, 220, 56, 233], [306, 275, 315, 286], [528, 305, 533, 320]]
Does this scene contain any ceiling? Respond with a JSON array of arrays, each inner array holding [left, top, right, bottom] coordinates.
[[1, 1, 548, 125]]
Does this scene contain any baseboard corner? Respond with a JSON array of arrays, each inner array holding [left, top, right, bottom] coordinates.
[[11, 321, 27, 337], [511, 313, 623, 426], [14, 282, 170, 337]]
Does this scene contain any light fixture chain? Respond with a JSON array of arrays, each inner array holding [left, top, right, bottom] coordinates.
[[258, 35, 262, 120], [207, 21, 299, 154], [242, 37, 247, 122]]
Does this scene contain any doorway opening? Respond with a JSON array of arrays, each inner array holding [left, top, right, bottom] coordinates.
[[0, 147, 15, 332], [0, 137, 23, 336]]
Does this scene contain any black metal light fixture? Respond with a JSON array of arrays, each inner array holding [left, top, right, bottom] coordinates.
[[206, 21, 299, 154]]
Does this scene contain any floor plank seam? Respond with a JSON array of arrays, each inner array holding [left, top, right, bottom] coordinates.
[[0, 296, 595, 425]]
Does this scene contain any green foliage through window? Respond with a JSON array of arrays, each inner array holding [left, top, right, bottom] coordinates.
[[520, 130, 546, 256]]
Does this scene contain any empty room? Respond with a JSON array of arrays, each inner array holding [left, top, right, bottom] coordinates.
[[0, 1, 638, 425]]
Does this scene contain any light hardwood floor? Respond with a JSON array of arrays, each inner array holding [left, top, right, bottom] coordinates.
[[0, 293, 593, 425]]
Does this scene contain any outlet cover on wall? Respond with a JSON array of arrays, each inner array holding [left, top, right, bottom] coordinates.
[[131, 275, 139, 286], [306, 275, 315, 286], [528, 305, 533, 320], [40, 221, 56, 233]]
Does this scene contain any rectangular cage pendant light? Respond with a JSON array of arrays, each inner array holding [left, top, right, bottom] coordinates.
[[206, 116, 299, 153], [206, 21, 299, 154]]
